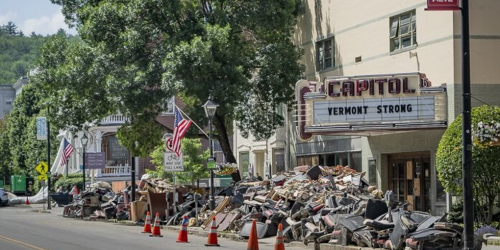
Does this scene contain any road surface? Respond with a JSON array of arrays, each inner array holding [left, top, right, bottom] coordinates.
[[0, 204, 300, 250]]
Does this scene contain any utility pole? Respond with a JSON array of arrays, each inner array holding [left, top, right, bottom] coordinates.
[[47, 108, 51, 210], [461, 0, 474, 249]]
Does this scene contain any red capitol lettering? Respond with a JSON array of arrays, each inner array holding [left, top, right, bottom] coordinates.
[[326, 77, 416, 97]]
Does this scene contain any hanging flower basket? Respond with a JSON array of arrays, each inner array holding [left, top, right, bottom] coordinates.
[[472, 121, 500, 147], [214, 163, 238, 176]]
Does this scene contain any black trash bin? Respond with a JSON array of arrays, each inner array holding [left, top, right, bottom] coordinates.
[[51, 193, 73, 207]]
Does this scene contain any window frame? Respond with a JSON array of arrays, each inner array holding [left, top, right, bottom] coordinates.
[[162, 97, 175, 115], [316, 38, 335, 71], [390, 10, 417, 53]]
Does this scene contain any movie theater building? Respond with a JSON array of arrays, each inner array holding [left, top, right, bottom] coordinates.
[[290, 0, 500, 215]]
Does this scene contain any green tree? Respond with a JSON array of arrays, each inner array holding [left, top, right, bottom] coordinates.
[[7, 83, 59, 176], [44, 0, 304, 162], [149, 138, 209, 185], [0, 21, 47, 83], [0, 116, 12, 180], [436, 105, 500, 224]]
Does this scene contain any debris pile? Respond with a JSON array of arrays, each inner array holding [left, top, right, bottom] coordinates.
[[61, 165, 474, 249]]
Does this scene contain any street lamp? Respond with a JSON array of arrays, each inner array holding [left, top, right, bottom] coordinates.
[[81, 133, 88, 191], [202, 96, 219, 211]]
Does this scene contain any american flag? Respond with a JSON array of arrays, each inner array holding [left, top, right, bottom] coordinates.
[[60, 138, 75, 166], [166, 107, 192, 156]]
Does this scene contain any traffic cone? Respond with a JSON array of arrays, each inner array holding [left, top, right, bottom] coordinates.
[[141, 211, 152, 234], [149, 212, 163, 237], [25, 197, 30, 205], [247, 219, 259, 250], [205, 216, 220, 247], [176, 216, 189, 243], [274, 223, 285, 250]]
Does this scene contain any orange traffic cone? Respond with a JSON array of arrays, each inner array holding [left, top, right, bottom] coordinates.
[[274, 223, 285, 250], [247, 219, 259, 250], [149, 212, 163, 237], [25, 197, 30, 205], [176, 216, 189, 243], [141, 211, 152, 234], [205, 216, 220, 247]]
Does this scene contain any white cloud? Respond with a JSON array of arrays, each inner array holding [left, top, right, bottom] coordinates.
[[21, 10, 75, 35], [0, 11, 18, 25]]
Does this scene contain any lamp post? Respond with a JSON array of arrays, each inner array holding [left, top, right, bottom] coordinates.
[[202, 96, 218, 211], [81, 133, 88, 190]]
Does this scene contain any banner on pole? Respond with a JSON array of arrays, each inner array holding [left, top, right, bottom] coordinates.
[[36, 117, 47, 140]]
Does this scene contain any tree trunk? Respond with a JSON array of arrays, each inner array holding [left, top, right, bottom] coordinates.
[[213, 113, 237, 163]]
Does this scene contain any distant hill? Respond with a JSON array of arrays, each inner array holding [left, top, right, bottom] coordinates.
[[0, 22, 47, 84]]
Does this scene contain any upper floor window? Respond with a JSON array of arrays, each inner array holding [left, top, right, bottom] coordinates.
[[390, 11, 416, 52], [316, 38, 334, 71], [162, 97, 175, 115], [5, 99, 12, 105]]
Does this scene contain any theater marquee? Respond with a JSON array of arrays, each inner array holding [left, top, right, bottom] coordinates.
[[295, 73, 447, 141]]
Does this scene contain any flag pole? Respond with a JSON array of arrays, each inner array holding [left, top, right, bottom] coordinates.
[[175, 105, 209, 139]]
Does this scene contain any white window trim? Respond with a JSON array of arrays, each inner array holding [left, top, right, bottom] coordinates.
[[390, 10, 417, 53], [316, 38, 335, 71], [161, 97, 175, 115]]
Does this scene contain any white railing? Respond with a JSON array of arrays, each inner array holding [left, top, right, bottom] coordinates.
[[96, 164, 133, 177], [100, 114, 129, 125]]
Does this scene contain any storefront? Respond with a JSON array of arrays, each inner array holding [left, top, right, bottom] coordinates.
[[295, 73, 447, 214]]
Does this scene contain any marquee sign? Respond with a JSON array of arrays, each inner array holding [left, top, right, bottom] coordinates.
[[295, 73, 447, 141]]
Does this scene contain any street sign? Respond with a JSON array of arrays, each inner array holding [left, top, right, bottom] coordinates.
[[207, 157, 216, 169], [35, 162, 48, 175], [38, 175, 47, 181], [84, 152, 106, 169], [426, 0, 460, 11], [164, 152, 184, 172], [36, 117, 47, 140]]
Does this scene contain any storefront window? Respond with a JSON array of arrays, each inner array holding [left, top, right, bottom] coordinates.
[[368, 159, 377, 186]]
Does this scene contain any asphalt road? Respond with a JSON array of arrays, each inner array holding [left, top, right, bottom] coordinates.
[[0, 204, 302, 250]]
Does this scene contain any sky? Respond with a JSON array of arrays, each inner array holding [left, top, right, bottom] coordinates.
[[0, 0, 77, 36]]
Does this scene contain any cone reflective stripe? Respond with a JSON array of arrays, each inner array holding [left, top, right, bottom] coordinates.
[[247, 219, 259, 250], [274, 223, 285, 250], [149, 212, 163, 237], [176, 216, 189, 243], [205, 216, 220, 247], [142, 211, 152, 233]]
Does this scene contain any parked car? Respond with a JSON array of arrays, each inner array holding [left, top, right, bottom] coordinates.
[[0, 188, 8, 206]]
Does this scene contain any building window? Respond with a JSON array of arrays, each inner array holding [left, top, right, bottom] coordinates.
[[5, 99, 12, 105], [162, 97, 175, 115], [316, 38, 334, 71], [317, 151, 362, 172], [390, 11, 416, 52], [273, 148, 285, 173], [239, 152, 250, 178]]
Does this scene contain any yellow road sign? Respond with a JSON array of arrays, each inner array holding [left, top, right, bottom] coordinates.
[[38, 175, 47, 181], [36, 162, 48, 174]]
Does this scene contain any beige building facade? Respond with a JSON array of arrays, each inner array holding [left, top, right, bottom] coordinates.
[[234, 0, 500, 215]]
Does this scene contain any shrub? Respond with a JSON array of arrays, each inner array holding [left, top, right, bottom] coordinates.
[[54, 173, 83, 192]]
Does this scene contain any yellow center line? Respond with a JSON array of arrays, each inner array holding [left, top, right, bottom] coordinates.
[[0, 235, 50, 250]]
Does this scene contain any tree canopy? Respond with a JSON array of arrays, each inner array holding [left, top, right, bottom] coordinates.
[[40, 0, 304, 161], [0, 22, 47, 83], [436, 105, 500, 224]]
